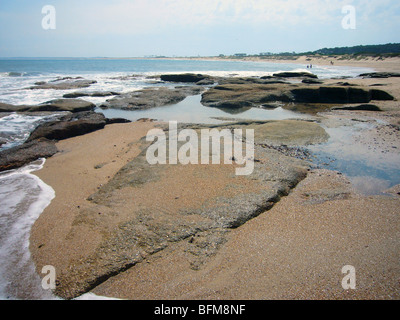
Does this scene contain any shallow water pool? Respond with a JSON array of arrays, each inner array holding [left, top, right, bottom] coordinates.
[[96, 94, 310, 124]]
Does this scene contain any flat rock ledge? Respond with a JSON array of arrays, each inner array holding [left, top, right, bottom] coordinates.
[[160, 73, 213, 84], [63, 91, 121, 99], [359, 72, 400, 78], [271, 71, 319, 79], [332, 104, 382, 112], [28, 79, 97, 90], [152, 73, 394, 112], [100, 86, 205, 110], [159, 71, 319, 84], [0, 99, 96, 113], [49, 120, 326, 299], [201, 81, 394, 110], [26, 111, 108, 142], [0, 139, 58, 172]]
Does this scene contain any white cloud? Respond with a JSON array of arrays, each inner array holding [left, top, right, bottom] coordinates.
[[54, 0, 400, 36], [57, 0, 343, 34]]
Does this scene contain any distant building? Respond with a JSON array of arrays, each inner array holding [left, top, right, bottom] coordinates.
[[234, 53, 247, 57]]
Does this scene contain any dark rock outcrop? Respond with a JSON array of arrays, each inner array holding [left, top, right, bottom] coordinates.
[[0, 102, 30, 113], [201, 83, 395, 110], [100, 86, 205, 110], [0, 139, 58, 172], [63, 91, 120, 99], [29, 79, 97, 90], [0, 111, 130, 172], [219, 77, 288, 85], [360, 72, 400, 78], [273, 71, 318, 79], [370, 89, 395, 101], [160, 73, 211, 83], [0, 99, 96, 113], [290, 87, 374, 103], [332, 104, 382, 112], [32, 99, 96, 112], [336, 82, 357, 86], [302, 79, 324, 84], [0, 138, 6, 147], [195, 78, 217, 85], [105, 118, 132, 125], [201, 83, 292, 109], [26, 111, 107, 142]]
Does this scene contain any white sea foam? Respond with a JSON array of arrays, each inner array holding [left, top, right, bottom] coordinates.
[[74, 293, 121, 300], [0, 160, 122, 300], [0, 113, 64, 150], [0, 159, 58, 299]]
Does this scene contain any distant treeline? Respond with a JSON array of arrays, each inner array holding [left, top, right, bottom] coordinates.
[[224, 43, 400, 59], [306, 43, 400, 56]]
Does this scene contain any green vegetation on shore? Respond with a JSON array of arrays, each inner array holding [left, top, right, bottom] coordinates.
[[217, 43, 400, 60]]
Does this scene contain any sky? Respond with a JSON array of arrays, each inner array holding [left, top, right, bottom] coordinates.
[[0, 0, 399, 57]]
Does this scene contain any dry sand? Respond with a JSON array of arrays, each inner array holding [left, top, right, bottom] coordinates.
[[182, 55, 400, 73], [30, 59, 400, 300], [246, 56, 400, 73]]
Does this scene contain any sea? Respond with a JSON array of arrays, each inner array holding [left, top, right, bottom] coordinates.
[[0, 58, 398, 300]]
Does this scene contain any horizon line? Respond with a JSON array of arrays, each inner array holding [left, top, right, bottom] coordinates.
[[1, 42, 399, 60]]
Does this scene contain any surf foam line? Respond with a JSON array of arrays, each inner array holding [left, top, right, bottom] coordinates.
[[0, 159, 121, 300], [0, 158, 57, 299]]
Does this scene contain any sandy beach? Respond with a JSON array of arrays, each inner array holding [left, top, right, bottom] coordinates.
[[181, 55, 400, 73], [246, 56, 400, 73], [28, 58, 400, 300]]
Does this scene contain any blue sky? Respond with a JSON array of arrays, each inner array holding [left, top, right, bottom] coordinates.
[[0, 0, 399, 57]]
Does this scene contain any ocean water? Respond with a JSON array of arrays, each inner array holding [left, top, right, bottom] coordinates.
[[308, 119, 400, 195], [0, 58, 373, 107], [0, 58, 389, 300], [98, 94, 312, 124]]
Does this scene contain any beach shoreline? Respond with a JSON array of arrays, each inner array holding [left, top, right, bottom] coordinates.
[[27, 58, 400, 300], [152, 55, 400, 73], [70, 54, 400, 73]]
